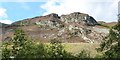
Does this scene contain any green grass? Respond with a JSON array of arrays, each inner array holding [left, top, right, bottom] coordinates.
[[44, 43, 100, 57], [62, 43, 100, 57]]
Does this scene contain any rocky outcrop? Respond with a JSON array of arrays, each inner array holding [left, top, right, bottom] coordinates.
[[2, 12, 109, 43], [61, 12, 98, 26], [12, 12, 98, 26]]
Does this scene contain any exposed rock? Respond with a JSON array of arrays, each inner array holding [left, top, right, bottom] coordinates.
[[86, 16, 98, 26], [2, 12, 110, 43], [61, 12, 98, 26], [46, 13, 60, 19]]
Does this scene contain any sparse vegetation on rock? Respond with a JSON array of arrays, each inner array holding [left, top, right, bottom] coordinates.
[[1, 12, 110, 43]]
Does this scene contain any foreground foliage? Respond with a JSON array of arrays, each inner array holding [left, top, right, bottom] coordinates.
[[2, 29, 90, 58], [46, 39, 73, 58], [98, 23, 120, 58], [2, 30, 47, 58], [2, 23, 120, 59]]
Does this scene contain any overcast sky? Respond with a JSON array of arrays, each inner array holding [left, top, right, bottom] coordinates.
[[0, 0, 119, 24]]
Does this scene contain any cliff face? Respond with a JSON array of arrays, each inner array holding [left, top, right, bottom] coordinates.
[[2, 12, 109, 43], [61, 12, 98, 26]]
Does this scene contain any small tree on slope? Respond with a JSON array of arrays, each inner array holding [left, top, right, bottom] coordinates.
[[98, 21, 120, 58]]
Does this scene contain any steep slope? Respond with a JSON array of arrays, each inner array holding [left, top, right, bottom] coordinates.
[[2, 12, 109, 43]]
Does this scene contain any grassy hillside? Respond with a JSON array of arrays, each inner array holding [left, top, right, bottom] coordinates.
[[45, 43, 100, 57]]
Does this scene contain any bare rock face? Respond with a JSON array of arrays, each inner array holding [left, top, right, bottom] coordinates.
[[47, 13, 60, 18], [2, 12, 109, 43], [61, 12, 98, 26], [86, 16, 98, 26], [12, 12, 98, 26]]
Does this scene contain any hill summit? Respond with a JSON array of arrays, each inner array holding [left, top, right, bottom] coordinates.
[[12, 12, 98, 26]]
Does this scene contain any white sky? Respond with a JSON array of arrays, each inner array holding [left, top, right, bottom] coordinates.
[[0, 0, 119, 24], [0, 7, 12, 24], [41, 0, 119, 22]]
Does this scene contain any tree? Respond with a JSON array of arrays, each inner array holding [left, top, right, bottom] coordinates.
[[2, 29, 47, 58], [17, 41, 47, 58], [2, 29, 27, 58], [98, 22, 120, 58], [2, 42, 12, 58], [12, 29, 27, 57]]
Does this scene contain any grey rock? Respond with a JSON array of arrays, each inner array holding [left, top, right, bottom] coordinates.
[[60, 12, 98, 26]]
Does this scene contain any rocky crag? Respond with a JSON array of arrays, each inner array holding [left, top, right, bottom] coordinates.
[[2, 12, 109, 43]]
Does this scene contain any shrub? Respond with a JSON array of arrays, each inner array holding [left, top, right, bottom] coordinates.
[[47, 39, 73, 58], [76, 50, 90, 58]]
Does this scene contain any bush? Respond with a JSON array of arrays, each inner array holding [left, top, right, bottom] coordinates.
[[76, 50, 90, 58], [47, 39, 73, 58], [17, 41, 47, 58]]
